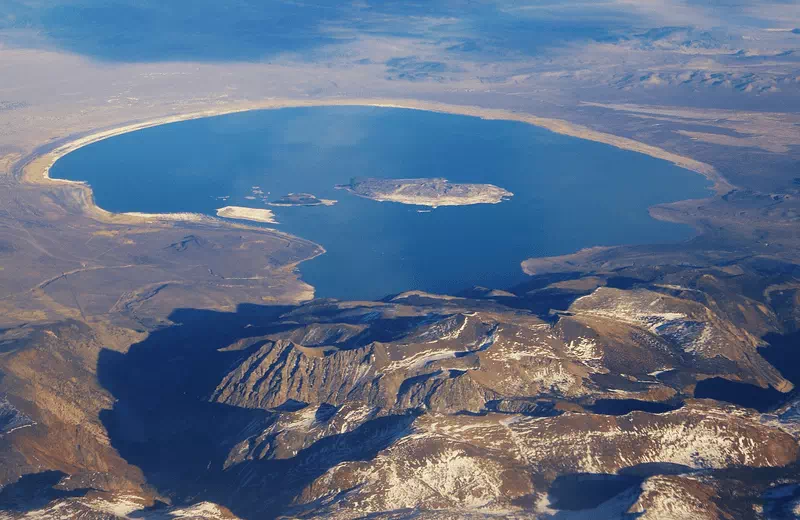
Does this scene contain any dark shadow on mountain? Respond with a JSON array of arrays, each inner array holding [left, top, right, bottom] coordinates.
[[287, 298, 442, 346], [762, 481, 800, 520], [617, 462, 693, 478], [694, 378, 785, 412], [350, 315, 446, 345], [500, 273, 591, 317], [127, 499, 171, 517], [274, 399, 310, 412], [97, 305, 292, 510], [397, 371, 442, 399], [547, 472, 643, 510], [504, 273, 584, 295], [222, 412, 418, 515], [97, 303, 418, 519], [760, 331, 800, 387], [314, 403, 339, 423], [484, 398, 562, 417], [693, 331, 800, 412], [546, 463, 693, 513], [0, 470, 92, 512], [591, 372, 672, 394], [605, 276, 649, 290], [587, 398, 684, 416]]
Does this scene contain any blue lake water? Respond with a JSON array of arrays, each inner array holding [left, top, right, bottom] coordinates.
[[50, 106, 711, 300]]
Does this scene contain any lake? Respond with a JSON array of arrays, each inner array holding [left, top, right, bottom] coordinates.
[[50, 106, 711, 300]]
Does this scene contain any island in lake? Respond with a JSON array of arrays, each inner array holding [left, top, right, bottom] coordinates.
[[268, 192, 337, 207], [216, 206, 278, 224], [337, 177, 514, 208]]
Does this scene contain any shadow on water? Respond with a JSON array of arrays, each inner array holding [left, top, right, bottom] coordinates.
[[694, 331, 800, 412], [0, 471, 91, 512], [97, 303, 417, 518]]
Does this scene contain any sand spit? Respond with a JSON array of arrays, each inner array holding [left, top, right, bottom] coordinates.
[[216, 206, 278, 224], [122, 212, 212, 223]]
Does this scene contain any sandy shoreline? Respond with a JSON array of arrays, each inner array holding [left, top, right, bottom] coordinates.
[[19, 97, 728, 194]]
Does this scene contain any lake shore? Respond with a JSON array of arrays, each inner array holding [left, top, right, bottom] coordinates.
[[19, 97, 729, 195], [13, 97, 725, 293]]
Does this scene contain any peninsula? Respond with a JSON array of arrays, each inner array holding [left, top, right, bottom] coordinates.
[[337, 177, 513, 208], [216, 206, 278, 224]]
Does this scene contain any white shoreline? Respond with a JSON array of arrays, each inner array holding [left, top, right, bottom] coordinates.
[[122, 211, 212, 223]]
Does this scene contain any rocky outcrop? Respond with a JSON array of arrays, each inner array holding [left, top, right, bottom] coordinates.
[[568, 287, 791, 391], [212, 289, 793, 421], [0, 491, 238, 519], [212, 340, 380, 410], [0, 321, 145, 492], [292, 402, 798, 517]]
